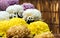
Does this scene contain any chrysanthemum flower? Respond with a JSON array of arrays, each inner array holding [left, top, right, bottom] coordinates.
[[0, 0, 19, 11], [0, 18, 27, 37], [28, 21, 50, 35]]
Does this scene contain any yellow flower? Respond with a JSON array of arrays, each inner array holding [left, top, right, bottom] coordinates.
[[0, 18, 27, 37], [34, 32, 54, 38], [28, 21, 50, 35], [9, 18, 27, 26]]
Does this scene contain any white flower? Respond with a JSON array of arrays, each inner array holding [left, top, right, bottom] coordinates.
[[0, 11, 9, 21], [22, 9, 41, 22], [6, 5, 24, 18]]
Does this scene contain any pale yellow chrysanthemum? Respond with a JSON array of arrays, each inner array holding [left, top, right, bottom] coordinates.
[[34, 32, 54, 38], [0, 18, 28, 37], [28, 21, 50, 35]]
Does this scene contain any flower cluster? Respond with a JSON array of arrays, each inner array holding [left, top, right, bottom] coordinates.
[[34, 32, 54, 38], [28, 21, 50, 35], [0, 0, 19, 11], [21, 3, 35, 10], [0, 18, 27, 37]]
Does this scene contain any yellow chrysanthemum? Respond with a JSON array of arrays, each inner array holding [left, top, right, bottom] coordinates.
[[9, 18, 28, 26], [0, 20, 10, 33], [0, 18, 28, 37], [28, 21, 50, 35]]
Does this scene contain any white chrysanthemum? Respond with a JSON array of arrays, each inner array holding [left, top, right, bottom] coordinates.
[[0, 11, 9, 21], [6, 5, 24, 18], [22, 9, 41, 23]]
